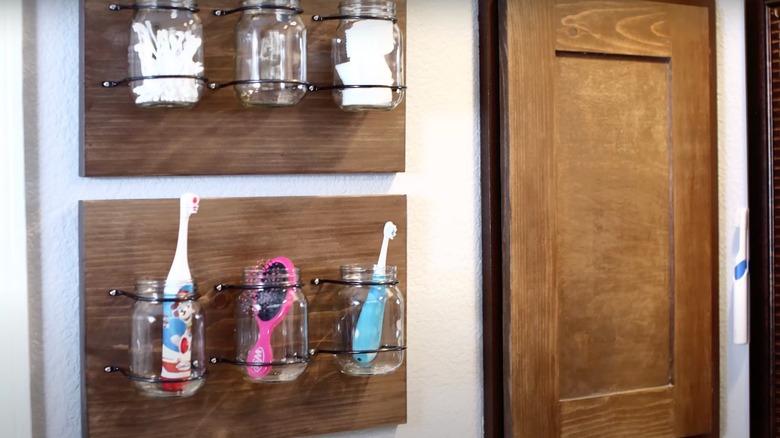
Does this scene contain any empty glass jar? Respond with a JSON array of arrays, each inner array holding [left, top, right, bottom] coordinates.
[[235, 262, 308, 382], [129, 279, 206, 397], [330, 0, 404, 111], [233, 0, 307, 106], [127, 0, 205, 107], [332, 264, 404, 376]]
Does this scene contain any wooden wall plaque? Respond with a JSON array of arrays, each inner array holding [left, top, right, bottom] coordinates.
[[82, 1, 406, 176], [81, 196, 407, 437]]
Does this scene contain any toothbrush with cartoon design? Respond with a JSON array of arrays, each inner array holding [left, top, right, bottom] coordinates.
[[161, 193, 199, 391], [353, 221, 396, 365]]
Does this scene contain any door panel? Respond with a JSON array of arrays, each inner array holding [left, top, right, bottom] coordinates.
[[501, 1, 714, 436], [560, 387, 673, 437], [556, 55, 672, 400]]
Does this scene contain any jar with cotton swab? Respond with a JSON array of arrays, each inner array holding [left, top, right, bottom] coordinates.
[[127, 0, 206, 108], [323, 0, 405, 111]]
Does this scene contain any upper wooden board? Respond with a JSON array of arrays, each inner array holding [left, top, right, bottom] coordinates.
[[82, 0, 406, 176], [81, 195, 407, 437]]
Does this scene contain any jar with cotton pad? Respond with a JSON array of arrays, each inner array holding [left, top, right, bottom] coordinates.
[[116, 0, 206, 107], [314, 0, 405, 111], [210, 0, 308, 107]]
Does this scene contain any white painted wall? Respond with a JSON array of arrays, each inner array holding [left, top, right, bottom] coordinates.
[[18, 0, 749, 436], [23, 0, 481, 437], [716, 1, 750, 437], [1, 0, 33, 436]]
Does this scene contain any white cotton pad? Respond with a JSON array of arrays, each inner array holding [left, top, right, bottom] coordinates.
[[336, 61, 392, 106], [344, 20, 395, 59]]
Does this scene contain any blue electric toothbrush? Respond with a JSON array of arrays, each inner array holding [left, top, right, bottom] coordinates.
[[353, 221, 397, 365]]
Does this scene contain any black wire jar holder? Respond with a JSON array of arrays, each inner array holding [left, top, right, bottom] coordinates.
[[106, 2, 207, 108], [102, 75, 210, 89], [103, 363, 208, 384], [104, 3, 206, 90], [109, 3, 200, 12], [209, 2, 309, 107], [309, 3, 406, 111], [210, 283, 306, 373], [309, 274, 406, 376], [104, 282, 207, 395], [214, 271, 309, 382], [213, 4, 303, 16], [307, 11, 406, 96]]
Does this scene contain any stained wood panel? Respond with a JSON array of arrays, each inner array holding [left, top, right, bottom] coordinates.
[[556, 55, 672, 399], [81, 196, 407, 437], [555, 1, 671, 57], [764, 5, 780, 437], [770, 7, 780, 437], [560, 387, 674, 438], [501, 1, 715, 436], [82, 0, 406, 176]]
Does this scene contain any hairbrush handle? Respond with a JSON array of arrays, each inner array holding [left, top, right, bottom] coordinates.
[[247, 318, 274, 378]]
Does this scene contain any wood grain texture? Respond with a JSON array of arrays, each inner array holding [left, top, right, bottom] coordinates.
[[82, 0, 406, 176], [555, 1, 671, 57], [750, 5, 780, 437], [81, 196, 407, 437], [560, 386, 673, 437], [501, 0, 714, 436], [769, 9, 780, 437], [667, 5, 713, 436], [501, 0, 559, 435], [555, 55, 672, 399]]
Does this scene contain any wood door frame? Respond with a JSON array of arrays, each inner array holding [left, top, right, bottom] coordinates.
[[478, 1, 719, 436], [746, 1, 779, 436]]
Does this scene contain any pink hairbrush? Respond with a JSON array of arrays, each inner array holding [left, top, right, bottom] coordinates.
[[245, 257, 297, 378]]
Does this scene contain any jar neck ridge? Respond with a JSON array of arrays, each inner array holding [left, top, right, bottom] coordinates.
[[135, 0, 198, 8], [340, 264, 397, 282], [240, 0, 300, 9], [338, 0, 396, 17]]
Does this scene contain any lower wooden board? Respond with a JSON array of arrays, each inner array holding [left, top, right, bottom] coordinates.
[[80, 196, 407, 437]]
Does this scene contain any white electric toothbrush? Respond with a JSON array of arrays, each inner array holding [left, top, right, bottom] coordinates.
[[353, 221, 397, 364], [161, 193, 200, 391], [734, 208, 749, 344]]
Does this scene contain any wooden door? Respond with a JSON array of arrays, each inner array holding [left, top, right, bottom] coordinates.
[[499, 1, 715, 436]]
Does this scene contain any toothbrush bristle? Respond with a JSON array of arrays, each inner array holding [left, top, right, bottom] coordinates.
[[384, 221, 397, 239]]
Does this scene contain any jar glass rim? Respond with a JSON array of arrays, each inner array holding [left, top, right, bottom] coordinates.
[[240, 0, 301, 7], [135, 0, 199, 7], [134, 278, 197, 297], [340, 263, 397, 274], [338, 0, 396, 12]]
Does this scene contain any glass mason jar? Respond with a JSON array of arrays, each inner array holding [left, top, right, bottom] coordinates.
[[331, 0, 404, 111], [235, 265, 308, 382], [127, 0, 205, 107], [129, 279, 206, 397], [332, 264, 404, 376], [233, 0, 307, 107]]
